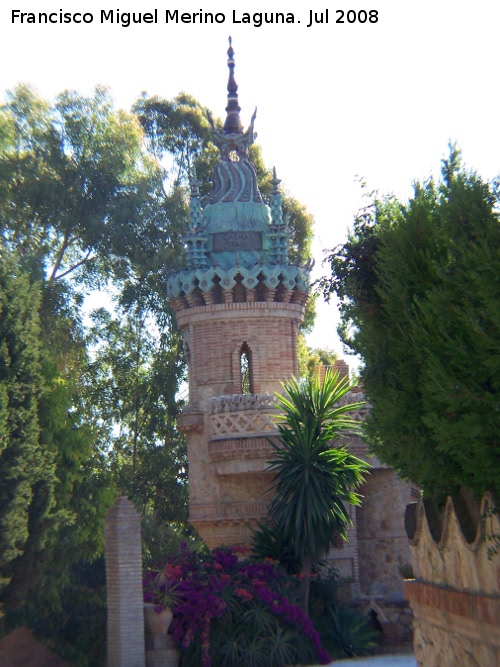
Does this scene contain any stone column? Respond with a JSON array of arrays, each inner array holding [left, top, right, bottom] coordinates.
[[105, 496, 145, 667]]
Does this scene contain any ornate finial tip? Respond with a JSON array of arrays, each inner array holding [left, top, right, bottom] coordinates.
[[271, 166, 282, 192]]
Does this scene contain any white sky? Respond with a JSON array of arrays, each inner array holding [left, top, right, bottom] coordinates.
[[2, 0, 500, 370]]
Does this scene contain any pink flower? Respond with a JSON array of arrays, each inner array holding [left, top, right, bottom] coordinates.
[[232, 543, 251, 556], [163, 564, 183, 579], [235, 588, 253, 601]]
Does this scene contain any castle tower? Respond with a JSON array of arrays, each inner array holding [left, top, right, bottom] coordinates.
[[167, 40, 309, 548]]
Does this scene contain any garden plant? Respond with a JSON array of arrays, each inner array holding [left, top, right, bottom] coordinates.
[[143, 544, 331, 667], [265, 369, 370, 612]]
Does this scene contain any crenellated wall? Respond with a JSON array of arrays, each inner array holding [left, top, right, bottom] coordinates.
[[404, 493, 500, 667]]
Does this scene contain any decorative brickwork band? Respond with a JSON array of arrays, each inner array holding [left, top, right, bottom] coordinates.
[[104, 497, 145, 667], [404, 580, 500, 625], [190, 501, 269, 522], [208, 436, 277, 462], [177, 409, 204, 434]]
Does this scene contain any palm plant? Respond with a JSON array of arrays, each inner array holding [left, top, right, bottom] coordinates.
[[250, 521, 301, 574], [318, 605, 381, 657], [267, 369, 369, 613]]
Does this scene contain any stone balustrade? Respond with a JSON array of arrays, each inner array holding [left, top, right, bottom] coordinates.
[[336, 389, 372, 422], [208, 393, 279, 442], [209, 392, 277, 413]]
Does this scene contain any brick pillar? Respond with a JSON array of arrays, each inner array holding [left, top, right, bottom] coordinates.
[[105, 497, 145, 667], [333, 360, 350, 379]]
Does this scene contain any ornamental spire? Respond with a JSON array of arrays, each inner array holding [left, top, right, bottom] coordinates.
[[223, 36, 244, 135]]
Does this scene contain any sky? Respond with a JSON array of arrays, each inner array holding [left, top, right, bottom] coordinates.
[[2, 0, 500, 370]]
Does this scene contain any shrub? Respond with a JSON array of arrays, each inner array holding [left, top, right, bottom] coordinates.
[[316, 605, 380, 658], [143, 544, 330, 667]]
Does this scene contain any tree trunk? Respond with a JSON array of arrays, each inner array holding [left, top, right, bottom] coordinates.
[[299, 555, 312, 614]]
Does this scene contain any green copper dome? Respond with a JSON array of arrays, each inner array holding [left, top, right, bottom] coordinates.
[[166, 40, 309, 305]]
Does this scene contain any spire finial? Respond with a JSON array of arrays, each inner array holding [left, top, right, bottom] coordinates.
[[223, 36, 244, 135], [271, 167, 281, 194], [190, 167, 201, 197]]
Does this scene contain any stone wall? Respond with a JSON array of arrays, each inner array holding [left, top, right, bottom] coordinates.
[[357, 468, 414, 600], [404, 492, 500, 667]]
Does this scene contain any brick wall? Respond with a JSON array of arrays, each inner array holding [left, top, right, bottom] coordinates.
[[104, 497, 145, 667], [177, 301, 304, 406], [176, 299, 305, 547]]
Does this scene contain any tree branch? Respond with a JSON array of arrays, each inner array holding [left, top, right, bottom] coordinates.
[[52, 249, 93, 281]]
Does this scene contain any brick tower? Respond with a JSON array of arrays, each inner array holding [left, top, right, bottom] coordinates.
[[167, 40, 309, 548]]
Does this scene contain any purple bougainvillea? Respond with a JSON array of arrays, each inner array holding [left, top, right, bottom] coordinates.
[[143, 544, 330, 667]]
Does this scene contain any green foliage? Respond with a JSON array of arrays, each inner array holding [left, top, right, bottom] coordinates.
[[282, 197, 315, 334], [0, 83, 319, 663], [0, 253, 58, 609], [1, 558, 107, 667], [55, 559, 107, 667], [86, 304, 191, 563], [298, 343, 337, 379], [320, 146, 500, 500], [180, 597, 317, 667], [267, 369, 369, 611], [0, 85, 149, 286], [250, 522, 301, 574], [0, 250, 115, 646], [282, 196, 314, 268], [316, 606, 380, 658], [269, 370, 368, 557], [210, 602, 314, 667], [133, 92, 213, 188], [0, 85, 142, 650]]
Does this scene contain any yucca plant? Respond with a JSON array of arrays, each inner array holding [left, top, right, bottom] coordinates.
[[250, 521, 301, 574], [267, 369, 370, 613], [211, 599, 316, 667], [318, 605, 380, 658]]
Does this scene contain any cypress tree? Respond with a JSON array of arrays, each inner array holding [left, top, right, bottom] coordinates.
[[321, 148, 500, 499], [0, 253, 58, 609]]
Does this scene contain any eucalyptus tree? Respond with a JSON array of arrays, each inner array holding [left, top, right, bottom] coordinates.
[[0, 85, 152, 286], [86, 306, 187, 523], [0, 85, 151, 623], [0, 83, 321, 648]]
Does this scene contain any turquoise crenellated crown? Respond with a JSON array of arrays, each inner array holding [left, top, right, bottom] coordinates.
[[167, 38, 310, 308]]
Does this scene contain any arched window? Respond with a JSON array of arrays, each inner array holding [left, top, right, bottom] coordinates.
[[240, 343, 253, 394]]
